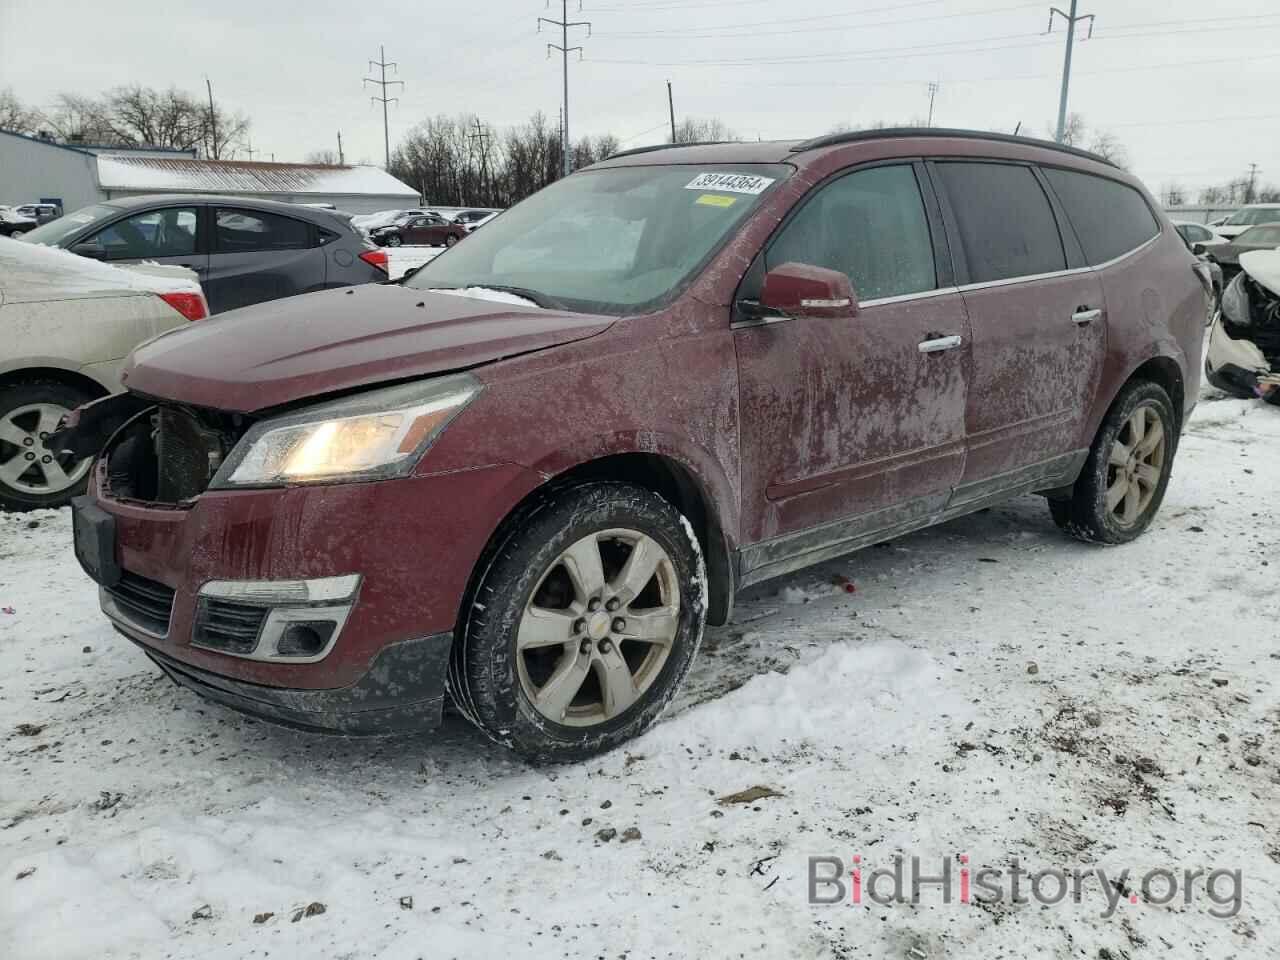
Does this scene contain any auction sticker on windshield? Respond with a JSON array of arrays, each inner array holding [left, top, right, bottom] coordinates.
[[684, 172, 775, 195]]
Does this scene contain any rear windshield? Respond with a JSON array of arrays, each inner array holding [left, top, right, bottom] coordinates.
[[406, 163, 790, 315], [20, 203, 119, 246]]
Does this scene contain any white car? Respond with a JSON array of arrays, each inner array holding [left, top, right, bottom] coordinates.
[[1214, 204, 1280, 240], [0, 205, 37, 237], [0, 238, 209, 509], [1173, 220, 1228, 251]]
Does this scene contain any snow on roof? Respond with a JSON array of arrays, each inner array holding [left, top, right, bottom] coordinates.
[[95, 156, 419, 198]]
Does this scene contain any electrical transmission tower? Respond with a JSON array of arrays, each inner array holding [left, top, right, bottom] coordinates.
[[1047, 1, 1095, 143], [1246, 163, 1261, 204], [364, 45, 404, 169], [469, 118, 494, 201], [926, 81, 940, 127], [539, 1, 591, 177]]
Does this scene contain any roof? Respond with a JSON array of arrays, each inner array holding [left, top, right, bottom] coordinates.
[[600, 128, 1119, 170], [95, 156, 419, 198]]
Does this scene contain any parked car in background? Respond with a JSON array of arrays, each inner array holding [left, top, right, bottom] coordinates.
[[351, 208, 434, 234], [58, 129, 1202, 762], [1205, 249, 1280, 401], [1173, 220, 1226, 250], [0, 237, 208, 510], [1209, 223, 1280, 280], [1214, 204, 1280, 240], [458, 210, 501, 233], [18, 195, 388, 314], [370, 212, 467, 247], [0, 205, 37, 237], [14, 203, 61, 224]]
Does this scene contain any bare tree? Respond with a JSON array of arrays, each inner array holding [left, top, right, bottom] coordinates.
[[305, 149, 341, 165], [0, 88, 39, 135], [672, 116, 736, 143], [1161, 183, 1186, 207]]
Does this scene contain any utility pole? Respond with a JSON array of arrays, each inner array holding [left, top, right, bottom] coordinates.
[[244, 140, 256, 162], [337, 130, 345, 166], [204, 76, 219, 160], [1246, 163, 1261, 204], [1047, 0, 1095, 143], [926, 81, 940, 128], [667, 80, 677, 143], [364, 45, 404, 169], [469, 118, 493, 201], [539, 1, 591, 177]]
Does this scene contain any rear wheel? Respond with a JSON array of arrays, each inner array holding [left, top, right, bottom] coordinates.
[[0, 381, 96, 511], [1049, 380, 1177, 544], [445, 234, 459, 247], [384, 234, 402, 247], [450, 482, 706, 763]]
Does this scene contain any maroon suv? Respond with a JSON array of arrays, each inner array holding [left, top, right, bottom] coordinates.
[[58, 130, 1206, 762]]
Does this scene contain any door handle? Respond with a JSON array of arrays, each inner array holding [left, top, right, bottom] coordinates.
[[918, 334, 963, 354], [1072, 307, 1102, 325]]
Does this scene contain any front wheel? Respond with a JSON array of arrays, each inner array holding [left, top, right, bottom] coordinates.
[[450, 482, 707, 763], [445, 234, 458, 247], [1049, 380, 1177, 544], [0, 381, 96, 511]]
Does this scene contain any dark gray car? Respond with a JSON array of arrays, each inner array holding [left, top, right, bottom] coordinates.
[[19, 195, 388, 314]]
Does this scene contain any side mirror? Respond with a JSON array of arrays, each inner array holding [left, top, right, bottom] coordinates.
[[759, 262, 857, 318], [71, 240, 106, 260]]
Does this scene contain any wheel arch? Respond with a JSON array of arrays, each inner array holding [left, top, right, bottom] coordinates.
[[0, 364, 113, 401], [458, 448, 738, 634]]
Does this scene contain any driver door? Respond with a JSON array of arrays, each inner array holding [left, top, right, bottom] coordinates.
[[733, 162, 970, 580]]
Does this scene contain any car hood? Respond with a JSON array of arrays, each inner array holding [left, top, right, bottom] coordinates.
[[122, 283, 615, 412]]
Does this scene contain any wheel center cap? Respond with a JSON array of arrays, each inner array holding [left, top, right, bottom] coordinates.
[[586, 611, 611, 640]]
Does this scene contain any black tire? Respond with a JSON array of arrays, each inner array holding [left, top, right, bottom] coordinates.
[[1049, 380, 1178, 544], [445, 234, 458, 247], [384, 234, 402, 247], [449, 482, 707, 763], [0, 380, 96, 511]]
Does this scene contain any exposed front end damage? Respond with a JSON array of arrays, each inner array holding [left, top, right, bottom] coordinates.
[[1205, 250, 1280, 404]]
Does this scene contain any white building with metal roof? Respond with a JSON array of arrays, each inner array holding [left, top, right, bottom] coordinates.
[[0, 129, 421, 216]]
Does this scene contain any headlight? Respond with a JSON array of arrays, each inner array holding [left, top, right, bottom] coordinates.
[[211, 373, 481, 488]]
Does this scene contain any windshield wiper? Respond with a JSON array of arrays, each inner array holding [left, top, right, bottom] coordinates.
[[433, 285, 566, 310]]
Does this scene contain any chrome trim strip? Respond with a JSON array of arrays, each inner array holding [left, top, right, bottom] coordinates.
[[956, 265, 1092, 293], [860, 286, 960, 308], [1091, 232, 1160, 271], [731, 314, 790, 330]]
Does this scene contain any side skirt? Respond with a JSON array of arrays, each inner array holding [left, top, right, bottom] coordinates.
[[737, 450, 1087, 588]]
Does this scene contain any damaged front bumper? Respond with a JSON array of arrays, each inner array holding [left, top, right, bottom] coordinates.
[[1205, 314, 1280, 400]]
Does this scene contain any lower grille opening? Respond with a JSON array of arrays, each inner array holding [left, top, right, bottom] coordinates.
[[105, 571, 175, 636], [193, 598, 269, 656]]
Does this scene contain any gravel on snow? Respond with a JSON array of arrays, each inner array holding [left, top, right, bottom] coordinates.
[[1, 394, 1278, 959]]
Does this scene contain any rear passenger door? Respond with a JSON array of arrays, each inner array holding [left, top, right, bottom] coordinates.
[[931, 160, 1106, 499], [204, 207, 325, 313]]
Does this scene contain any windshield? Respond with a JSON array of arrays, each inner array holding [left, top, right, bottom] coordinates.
[[406, 163, 790, 314], [20, 203, 119, 246], [1225, 207, 1280, 227]]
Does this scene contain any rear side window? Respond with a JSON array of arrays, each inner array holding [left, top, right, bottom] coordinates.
[[935, 162, 1065, 283], [214, 208, 311, 252], [1042, 168, 1159, 266], [767, 164, 937, 300]]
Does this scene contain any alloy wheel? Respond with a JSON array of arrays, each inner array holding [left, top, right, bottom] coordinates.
[[1105, 403, 1165, 527], [0, 403, 91, 496], [516, 528, 680, 727]]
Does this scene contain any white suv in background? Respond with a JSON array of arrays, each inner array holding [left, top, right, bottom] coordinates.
[[0, 238, 209, 510]]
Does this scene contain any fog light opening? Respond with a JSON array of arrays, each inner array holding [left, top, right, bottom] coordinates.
[[275, 621, 336, 658]]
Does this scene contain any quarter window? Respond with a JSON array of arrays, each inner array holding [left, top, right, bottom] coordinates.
[[1042, 168, 1159, 266], [767, 164, 937, 301], [935, 162, 1066, 283], [214, 208, 311, 252]]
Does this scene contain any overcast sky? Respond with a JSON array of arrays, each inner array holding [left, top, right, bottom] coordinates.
[[2, 0, 1277, 198]]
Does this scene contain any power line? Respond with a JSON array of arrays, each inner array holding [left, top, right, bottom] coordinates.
[[591, 0, 948, 36], [364, 45, 404, 170], [1047, 1, 1095, 143], [539, 1, 592, 177]]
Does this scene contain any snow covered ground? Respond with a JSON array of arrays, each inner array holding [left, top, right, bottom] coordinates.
[[2, 392, 1278, 959]]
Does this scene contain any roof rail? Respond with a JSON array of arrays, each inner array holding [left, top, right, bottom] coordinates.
[[789, 127, 1118, 169], [605, 140, 730, 161]]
